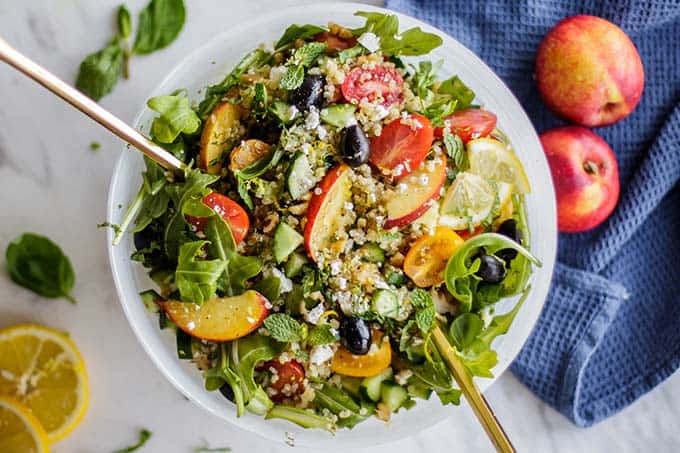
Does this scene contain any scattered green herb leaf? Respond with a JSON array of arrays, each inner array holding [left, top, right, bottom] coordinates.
[[133, 0, 186, 54], [75, 38, 124, 101], [112, 429, 152, 453]]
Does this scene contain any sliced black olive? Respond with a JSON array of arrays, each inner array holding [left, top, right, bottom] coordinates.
[[339, 317, 372, 355], [475, 253, 507, 284], [496, 219, 523, 262], [291, 74, 325, 112], [339, 125, 370, 167]]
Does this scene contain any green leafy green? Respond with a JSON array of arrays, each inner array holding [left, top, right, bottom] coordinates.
[[89, 141, 101, 151], [253, 276, 281, 302], [410, 289, 436, 335], [279, 65, 305, 90], [117, 5, 132, 39], [133, 0, 186, 54], [175, 241, 226, 304], [422, 98, 457, 126], [75, 38, 124, 101], [203, 343, 246, 415], [252, 82, 268, 117], [443, 128, 466, 170], [5, 233, 76, 304], [337, 45, 364, 63], [147, 94, 201, 144], [274, 24, 326, 50], [449, 313, 484, 350], [307, 324, 337, 346], [234, 146, 283, 180], [280, 42, 327, 90], [263, 314, 305, 343], [353, 11, 442, 56], [412, 60, 442, 102], [438, 75, 475, 110], [233, 335, 280, 414], [194, 444, 231, 453], [265, 405, 335, 432], [112, 429, 152, 453], [268, 101, 297, 126], [314, 383, 374, 428]]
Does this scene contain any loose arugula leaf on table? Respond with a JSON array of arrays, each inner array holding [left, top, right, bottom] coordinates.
[[194, 443, 231, 453], [133, 0, 186, 54], [263, 313, 305, 343], [175, 240, 226, 304], [75, 38, 124, 101], [275, 23, 326, 50], [5, 233, 77, 304], [147, 93, 201, 144], [112, 429, 152, 453], [117, 5, 133, 78], [280, 42, 327, 90], [353, 11, 442, 56]]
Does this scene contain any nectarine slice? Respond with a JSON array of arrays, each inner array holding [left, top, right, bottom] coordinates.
[[199, 102, 241, 174]]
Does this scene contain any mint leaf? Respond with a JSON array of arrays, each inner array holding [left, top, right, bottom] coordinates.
[[133, 0, 186, 54], [112, 429, 152, 453], [147, 93, 201, 144], [291, 42, 327, 67], [307, 324, 337, 346], [75, 38, 124, 101], [279, 64, 304, 90], [410, 289, 436, 335], [264, 314, 305, 342], [175, 241, 227, 304], [443, 128, 466, 170]]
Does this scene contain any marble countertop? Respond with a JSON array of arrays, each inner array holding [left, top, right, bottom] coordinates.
[[0, 0, 678, 451]]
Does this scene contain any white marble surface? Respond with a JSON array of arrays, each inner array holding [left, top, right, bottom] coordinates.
[[0, 0, 678, 452]]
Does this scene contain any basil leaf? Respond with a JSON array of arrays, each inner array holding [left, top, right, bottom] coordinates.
[[117, 5, 132, 39], [5, 233, 76, 304], [263, 313, 305, 343], [275, 23, 326, 50], [112, 429, 152, 453], [75, 38, 123, 101], [133, 0, 186, 54], [175, 240, 227, 304], [147, 94, 201, 144], [438, 75, 475, 110]]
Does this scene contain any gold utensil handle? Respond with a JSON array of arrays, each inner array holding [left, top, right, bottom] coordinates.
[[432, 327, 516, 453], [0, 35, 185, 172]]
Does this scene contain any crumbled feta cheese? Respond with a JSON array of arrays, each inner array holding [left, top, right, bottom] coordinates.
[[269, 65, 287, 83], [305, 107, 320, 130], [336, 277, 348, 290], [306, 303, 326, 325], [316, 125, 328, 140], [395, 369, 413, 386], [329, 259, 343, 275], [310, 345, 334, 365], [357, 32, 380, 52], [288, 104, 299, 120], [268, 267, 293, 293]]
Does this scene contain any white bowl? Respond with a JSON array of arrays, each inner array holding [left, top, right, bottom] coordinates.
[[107, 2, 557, 448]]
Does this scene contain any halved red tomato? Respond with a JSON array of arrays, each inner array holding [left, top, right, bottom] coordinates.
[[434, 108, 497, 143], [341, 65, 404, 107], [262, 359, 306, 402], [185, 192, 250, 243], [369, 114, 434, 180], [314, 32, 357, 51]]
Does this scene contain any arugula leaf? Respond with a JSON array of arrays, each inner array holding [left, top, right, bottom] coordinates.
[[252, 82, 268, 117], [412, 60, 442, 102], [194, 444, 231, 453], [268, 101, 297, 126], [422, 98, 457, 126], [438, 75, 475, 110], [263, 314, 305, 343], [266, 405, 336, 432], [147, 94, 201, 144], [253, 276, 281, 302], [410, 289, 436, 335], [436, 388, 462, 405], [307, 324, 337, 346], [235, 146, 283, 180], [233, 335, 280, 414], [175, 240, 227, 304], [133, 0, 186, 54], [478, 286, 529, 348], [337, 45, 364, 63], [75, 38, 124, 101], [275, 24, 326, 50], [203, 343, 246, 416], [236, 177, 254, 210], [353, 11, 442, 56], [112, 429, 152, 453], [5, 233, 76, 304], [449, 313, 484, 350]]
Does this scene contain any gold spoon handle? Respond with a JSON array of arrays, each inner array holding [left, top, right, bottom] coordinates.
[[0, 35, 184, 172], [432, 326, 516, 453]]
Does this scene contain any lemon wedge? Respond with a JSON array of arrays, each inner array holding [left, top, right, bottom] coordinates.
[[0, 325, 88, 443], [0, 396, 49, 453], [439, 172, 513, 230], [467, 138, 531, 193]]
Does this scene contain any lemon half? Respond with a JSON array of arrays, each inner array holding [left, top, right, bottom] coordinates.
[[0, 396, 49, 453]]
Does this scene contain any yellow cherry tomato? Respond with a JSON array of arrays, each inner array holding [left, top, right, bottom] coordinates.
[[403, 226, 465, 287], [331, 331, 392, 377]]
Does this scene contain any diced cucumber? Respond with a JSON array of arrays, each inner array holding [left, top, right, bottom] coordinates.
[[176, 329, 193, 360], [320, 104, 356, 128], [360, 367, 393, 402], [358, 243, 385, 263], [380, 384, 410, 413], [269, 100, 297, 125], [273, 222, 303, 263], [139, 289, 162, 313], [371, 290, 399, 319], [286, 152, 316, 200], [284, 252, 309, 278], [385, 266, 407, 287], [253, 276, 281, 302]]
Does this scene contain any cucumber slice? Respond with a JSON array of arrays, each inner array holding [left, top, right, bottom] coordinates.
[[273, 222, 303, 263], [320, 104, 356, 128], [287, 152, 316, 200], [360, 367, 393, 402], [380, 384, 409, 413], [139, 289, 162, 313], [358, 243, 385, 263], [385, 265, 407, 287], [371, 290, 399, 319], [284, 252, 309, 278]]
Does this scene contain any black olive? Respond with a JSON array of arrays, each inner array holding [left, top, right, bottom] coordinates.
[[475, 253, 507, 284], [339, 317, 372, 355], [496, 219, 523, 262], [339, 125, 370, 167], [219, 383, 235, 402], [291, 74, 325, 111], [133, 229, 152, 252]]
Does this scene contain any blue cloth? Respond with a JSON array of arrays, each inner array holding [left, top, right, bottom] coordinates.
[[386, 0, 680, 427]]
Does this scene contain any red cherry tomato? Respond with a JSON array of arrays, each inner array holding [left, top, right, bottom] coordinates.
[[341, 65, 404, 107], [185, 192, 250, 244], [434, 109, 497, 143], [369, 114, 434, 180], [263, 359, 306, 402], [314, 32, 357, 51]]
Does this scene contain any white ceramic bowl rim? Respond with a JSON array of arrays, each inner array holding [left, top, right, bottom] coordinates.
[[107, 2, 557, 448]]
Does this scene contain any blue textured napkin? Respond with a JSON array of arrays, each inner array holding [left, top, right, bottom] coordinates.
[[385, 0, 680, 427]]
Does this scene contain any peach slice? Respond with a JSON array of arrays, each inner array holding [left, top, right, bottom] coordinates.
[[383, 157, 447, 229], [199, 102, 241, 174], [159, 290, 268, 342]]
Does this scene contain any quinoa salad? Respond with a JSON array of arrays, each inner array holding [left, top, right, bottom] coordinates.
[[117, 11, 540, 432]]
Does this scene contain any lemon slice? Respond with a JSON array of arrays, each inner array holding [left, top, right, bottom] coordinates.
[[0, 325, 88, 443], [0, 396, 49, 453], [439, 172, 512, 230], [467, 138, 531, 193]]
